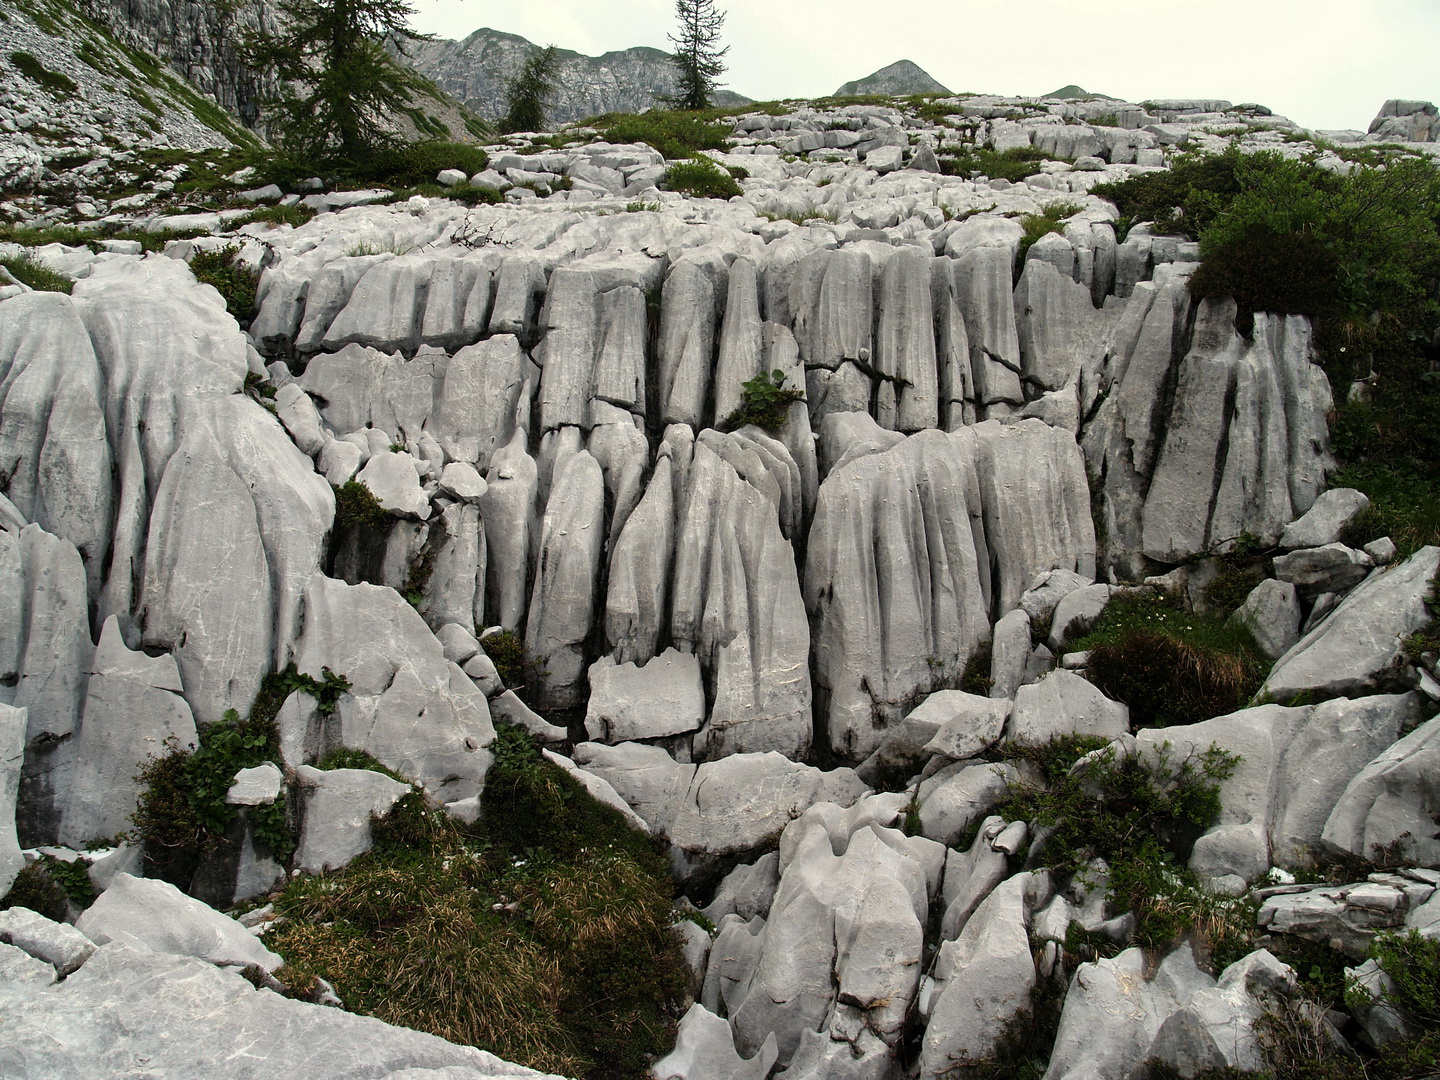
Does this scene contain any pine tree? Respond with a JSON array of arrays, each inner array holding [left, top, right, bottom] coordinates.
[[501, 45, 561, 135], [668, 0, 728, 111], [240, 0, 435, 160]]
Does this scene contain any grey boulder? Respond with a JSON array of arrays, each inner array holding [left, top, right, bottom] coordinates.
[[75, 873, 283, 972]]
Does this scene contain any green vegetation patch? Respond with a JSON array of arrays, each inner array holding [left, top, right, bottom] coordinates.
[[997, 736, 1250, 968], [723, 367, 806, 431], [1, 252, 72, 293], [8, 50, 77, 96], [332, 480, 392, 532], [264, 727, 688, 1079], [594, 109, 733, 160], [189, 245, 258, 321], [1018, 200, 1085, 265], [662, 155, 742, 199], [939, 145, 1055, 182], [0, 861, 70, 921], [1066, 590, 1266, 727]]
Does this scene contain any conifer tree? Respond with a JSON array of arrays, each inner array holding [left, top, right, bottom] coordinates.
[[501, 45, 560, 134], [241, 0, 434, 159], [668, 0, 728, 111]]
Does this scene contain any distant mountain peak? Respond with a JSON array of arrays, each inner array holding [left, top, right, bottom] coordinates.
[[834, 60, 950, 98], [1043, 84, 1119, 100]]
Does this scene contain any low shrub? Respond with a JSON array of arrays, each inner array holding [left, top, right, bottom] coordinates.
[[332, 480, 392, 532], [939, 146, 1054, 182], [662, 156, 743, 199], [264, 726, 688, 1078], [481, 631, 532, 692], [131, 665, 346, 884], [723, 368, 805, 430], [1, 252, 71, 293], [189, 245, 258, 321], [1068, 591, 1266, 727], [997, 735, 1247, 965], [1332, 464, 1440, 559], [0, 861, 70, 921], [594, 110, 732, 160]]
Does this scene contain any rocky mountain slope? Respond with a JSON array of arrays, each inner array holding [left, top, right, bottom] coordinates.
[[2, 51, 1440, 1080], [406, 27, 750, 126]]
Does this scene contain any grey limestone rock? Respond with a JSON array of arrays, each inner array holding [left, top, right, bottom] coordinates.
[[652, 1002, 778, 1080], [920, 873, 1035, 1078], [291, 573, 494, 803], [917, 761, 1022, 848], [916, 691, 1009, 760], [1, 522, 92, 845], [293, 764, 411, 874], [1138, 694, 1418, 881], [989, 608, 1033, 700], [585, 649, 706, 744], [0, 704, 22, 896], [1322, 708, 1440, 868], [1226, 578, 1302, 660], [1009, 670, 1129, 746], [1265, 546, 1440, 700], [1273, 543, 1372, 597], [76, 873, 282, 971], [1043, 944, 1215, 1080], [525, 451, 605, 710], [1280, 488, 1370, 549], [0, 940, 561, 1079], [0, 906, 95, 975], [60, 615, 196, 848]]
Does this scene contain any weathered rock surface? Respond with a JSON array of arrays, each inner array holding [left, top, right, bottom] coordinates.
[[0, 942, 563, 1079], [1264, 546, 1440, 700], [75, 873, 282, 971]]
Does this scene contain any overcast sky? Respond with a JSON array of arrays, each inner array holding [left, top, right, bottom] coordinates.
[[408, 0, 1439, 132]]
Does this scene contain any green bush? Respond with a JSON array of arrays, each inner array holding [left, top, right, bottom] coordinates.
[[997, 736, 1247, 964], [315, 747, 406, 781], [132, 706, 294, 883], [1069, 591, 1266, 727], [131, 664, 348, 883], [481, 631, 536, 694], [0, 861, 70, 921], [595, 110, 733, 160], [189, 245, 259, 321], [1, 253, 72, 293], [264, 726, 688, 1078], [723, 368, 805, 430], [939, 146, 1053, 182], [662, 156, 743, 199], [332, 480, 392, 532]]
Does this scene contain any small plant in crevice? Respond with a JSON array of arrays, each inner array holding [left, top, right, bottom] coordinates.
[[314, 746, 406, 781], [332, 479, 392, 532], [723, 368, 806, 431], [263, 725, 688, 1079], [0, 861, 70, 921], [481, 631, 545, 698], [960, 639, 994, 695], [1017, 200, 1085, 266], [189, 245, 259, 322], [131, 665, 349, 885]]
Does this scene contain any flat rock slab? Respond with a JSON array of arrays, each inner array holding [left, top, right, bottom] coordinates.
[[293, 765, 411, 875], [75, 873, 282, 972], [585, 649, 706, 743], [1008, 669, 1128, 745], [0, 942, 562, 1079], [915, 691, 1009, 760], [0, 906, 95, 975]]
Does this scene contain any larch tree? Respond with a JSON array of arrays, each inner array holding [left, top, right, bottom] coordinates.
[[240, 0, 435, 159], [668, 0, 728, 111], [501, 45, 561, 134]]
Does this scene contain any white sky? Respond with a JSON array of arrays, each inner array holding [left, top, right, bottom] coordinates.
[[407, 0, 1440, 132]]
